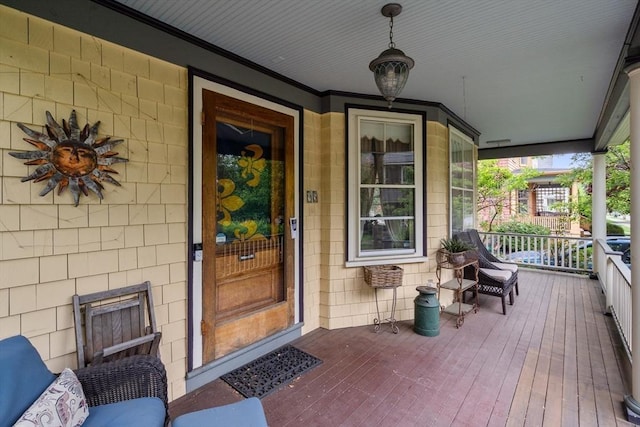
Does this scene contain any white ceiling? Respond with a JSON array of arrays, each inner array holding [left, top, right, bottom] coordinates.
[[115, 0, 637, 148]]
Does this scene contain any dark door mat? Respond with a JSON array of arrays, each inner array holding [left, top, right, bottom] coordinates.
[[221, 345, 322, 399]]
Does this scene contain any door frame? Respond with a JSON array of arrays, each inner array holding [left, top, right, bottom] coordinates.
[[189, 73, 302, 374]]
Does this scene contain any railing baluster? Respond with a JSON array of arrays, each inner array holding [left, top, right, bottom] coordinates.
[[478, 231, 602, 275]]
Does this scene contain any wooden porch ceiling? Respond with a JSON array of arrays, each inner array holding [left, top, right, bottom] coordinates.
[[109, 0, 637, 154], [9, 0, 637, 154], [170, 270, 632, 426]]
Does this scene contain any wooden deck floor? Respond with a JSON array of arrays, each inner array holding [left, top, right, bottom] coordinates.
[[170, 270, 633, 426]]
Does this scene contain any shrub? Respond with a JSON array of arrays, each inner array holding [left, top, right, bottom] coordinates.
[[493, 222, 551, 252], [607, 222, 625, 236], [494, 222, 551, 236]]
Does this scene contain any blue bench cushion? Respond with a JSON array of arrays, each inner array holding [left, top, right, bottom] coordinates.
[[0, 335, 56, 425], [83, 397, 166, 427], [172, 397, 268, 427]]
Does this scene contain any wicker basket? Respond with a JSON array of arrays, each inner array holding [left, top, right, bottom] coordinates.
[[363, 265, 404, 288]]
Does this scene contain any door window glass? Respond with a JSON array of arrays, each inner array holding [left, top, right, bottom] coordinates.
[[215, 121, 284, 243]]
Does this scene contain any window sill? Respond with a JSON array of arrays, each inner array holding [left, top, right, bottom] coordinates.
[[345, 256, 428, 268]]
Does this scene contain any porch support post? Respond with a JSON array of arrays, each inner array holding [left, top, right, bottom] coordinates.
[[591, 152, 609, 312], [624, 56, 640, 424], [591, 152, 606, 277]]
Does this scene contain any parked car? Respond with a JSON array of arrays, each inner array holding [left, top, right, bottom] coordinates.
[[505, 250, 547, 265], [504, 237, 630, 270], [564, 237, 630, 269]]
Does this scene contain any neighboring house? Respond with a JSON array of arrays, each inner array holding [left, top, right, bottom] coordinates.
[[517, 165, 582, 236], [480, 157, 581, 235]]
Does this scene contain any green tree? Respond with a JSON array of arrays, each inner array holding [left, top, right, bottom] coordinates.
[[477, 160, 540, 231], [557, 140, 630, 228]]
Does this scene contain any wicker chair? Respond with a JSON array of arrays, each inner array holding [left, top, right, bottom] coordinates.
[[76, 354, 168, 415], [466, 229, 519, 295], [454, 231, 517, 315]]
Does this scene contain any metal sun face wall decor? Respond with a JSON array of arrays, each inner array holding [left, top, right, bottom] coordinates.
[[9, 111, 128, 206]]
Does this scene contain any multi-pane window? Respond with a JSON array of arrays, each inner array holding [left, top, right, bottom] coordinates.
[[535, 185, 569, 214], [347, 108, 424, 264], [518, 189, 529, 214], [450, 127, 475, 235]]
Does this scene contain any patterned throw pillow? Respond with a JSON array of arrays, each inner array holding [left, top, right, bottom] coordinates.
[[13, 368, 89, 427]]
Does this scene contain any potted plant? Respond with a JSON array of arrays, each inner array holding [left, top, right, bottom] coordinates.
[[439, 237, 476, 266]]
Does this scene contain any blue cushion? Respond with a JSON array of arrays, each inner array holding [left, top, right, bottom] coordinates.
[[172, 397, 268, 427], [0, 335, 57, 425], [83, 397, 166, 427]]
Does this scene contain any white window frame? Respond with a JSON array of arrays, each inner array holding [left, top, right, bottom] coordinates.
[[449, 126, 476, 235], [346, 108, 425, 266]]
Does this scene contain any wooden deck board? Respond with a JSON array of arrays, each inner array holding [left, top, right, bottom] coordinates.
[[169, 270, 632, 426], [524, 272, 559, 427], [562, 276, 580, 427], [542, 274, 566, 427], [499, 270, 552, 427], [454, 280, 536, 426], [577, 276, 600, 427]]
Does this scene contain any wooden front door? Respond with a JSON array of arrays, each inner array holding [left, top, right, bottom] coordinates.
[[202, 90, 295, 363]]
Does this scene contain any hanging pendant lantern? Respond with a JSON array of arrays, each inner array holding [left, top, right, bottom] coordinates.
[[369, 3, 415, 108]]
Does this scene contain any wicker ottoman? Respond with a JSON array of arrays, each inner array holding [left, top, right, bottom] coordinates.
[[172, 397, 267, 427]]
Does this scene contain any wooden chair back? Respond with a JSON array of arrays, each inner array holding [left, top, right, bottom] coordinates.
[[73, 281, 161, 368]]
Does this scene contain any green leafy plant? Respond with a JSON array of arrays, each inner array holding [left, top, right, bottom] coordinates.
[[556, 140, 631, 231], [494, 221, 551, 252], [607, 222, 625, 236], [494, 221, 550, 236], [477, 160, 541, 231], [440, 238, 475, 253]]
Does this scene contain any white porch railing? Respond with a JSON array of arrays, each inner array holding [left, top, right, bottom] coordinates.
[[478, 231, 632, 359], [595, 238, 632, 359], [479, 231, 592, 273]]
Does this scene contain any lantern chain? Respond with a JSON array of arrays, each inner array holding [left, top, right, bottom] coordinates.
[[388, 15, 395, 49]]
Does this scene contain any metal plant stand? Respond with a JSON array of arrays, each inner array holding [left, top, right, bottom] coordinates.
[[435, 250, 479, 328], [363, 265, 404, 334], [373, 284, 400, 334]]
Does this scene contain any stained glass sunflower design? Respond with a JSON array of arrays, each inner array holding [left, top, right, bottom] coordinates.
[[9, 110, 127, 206]]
